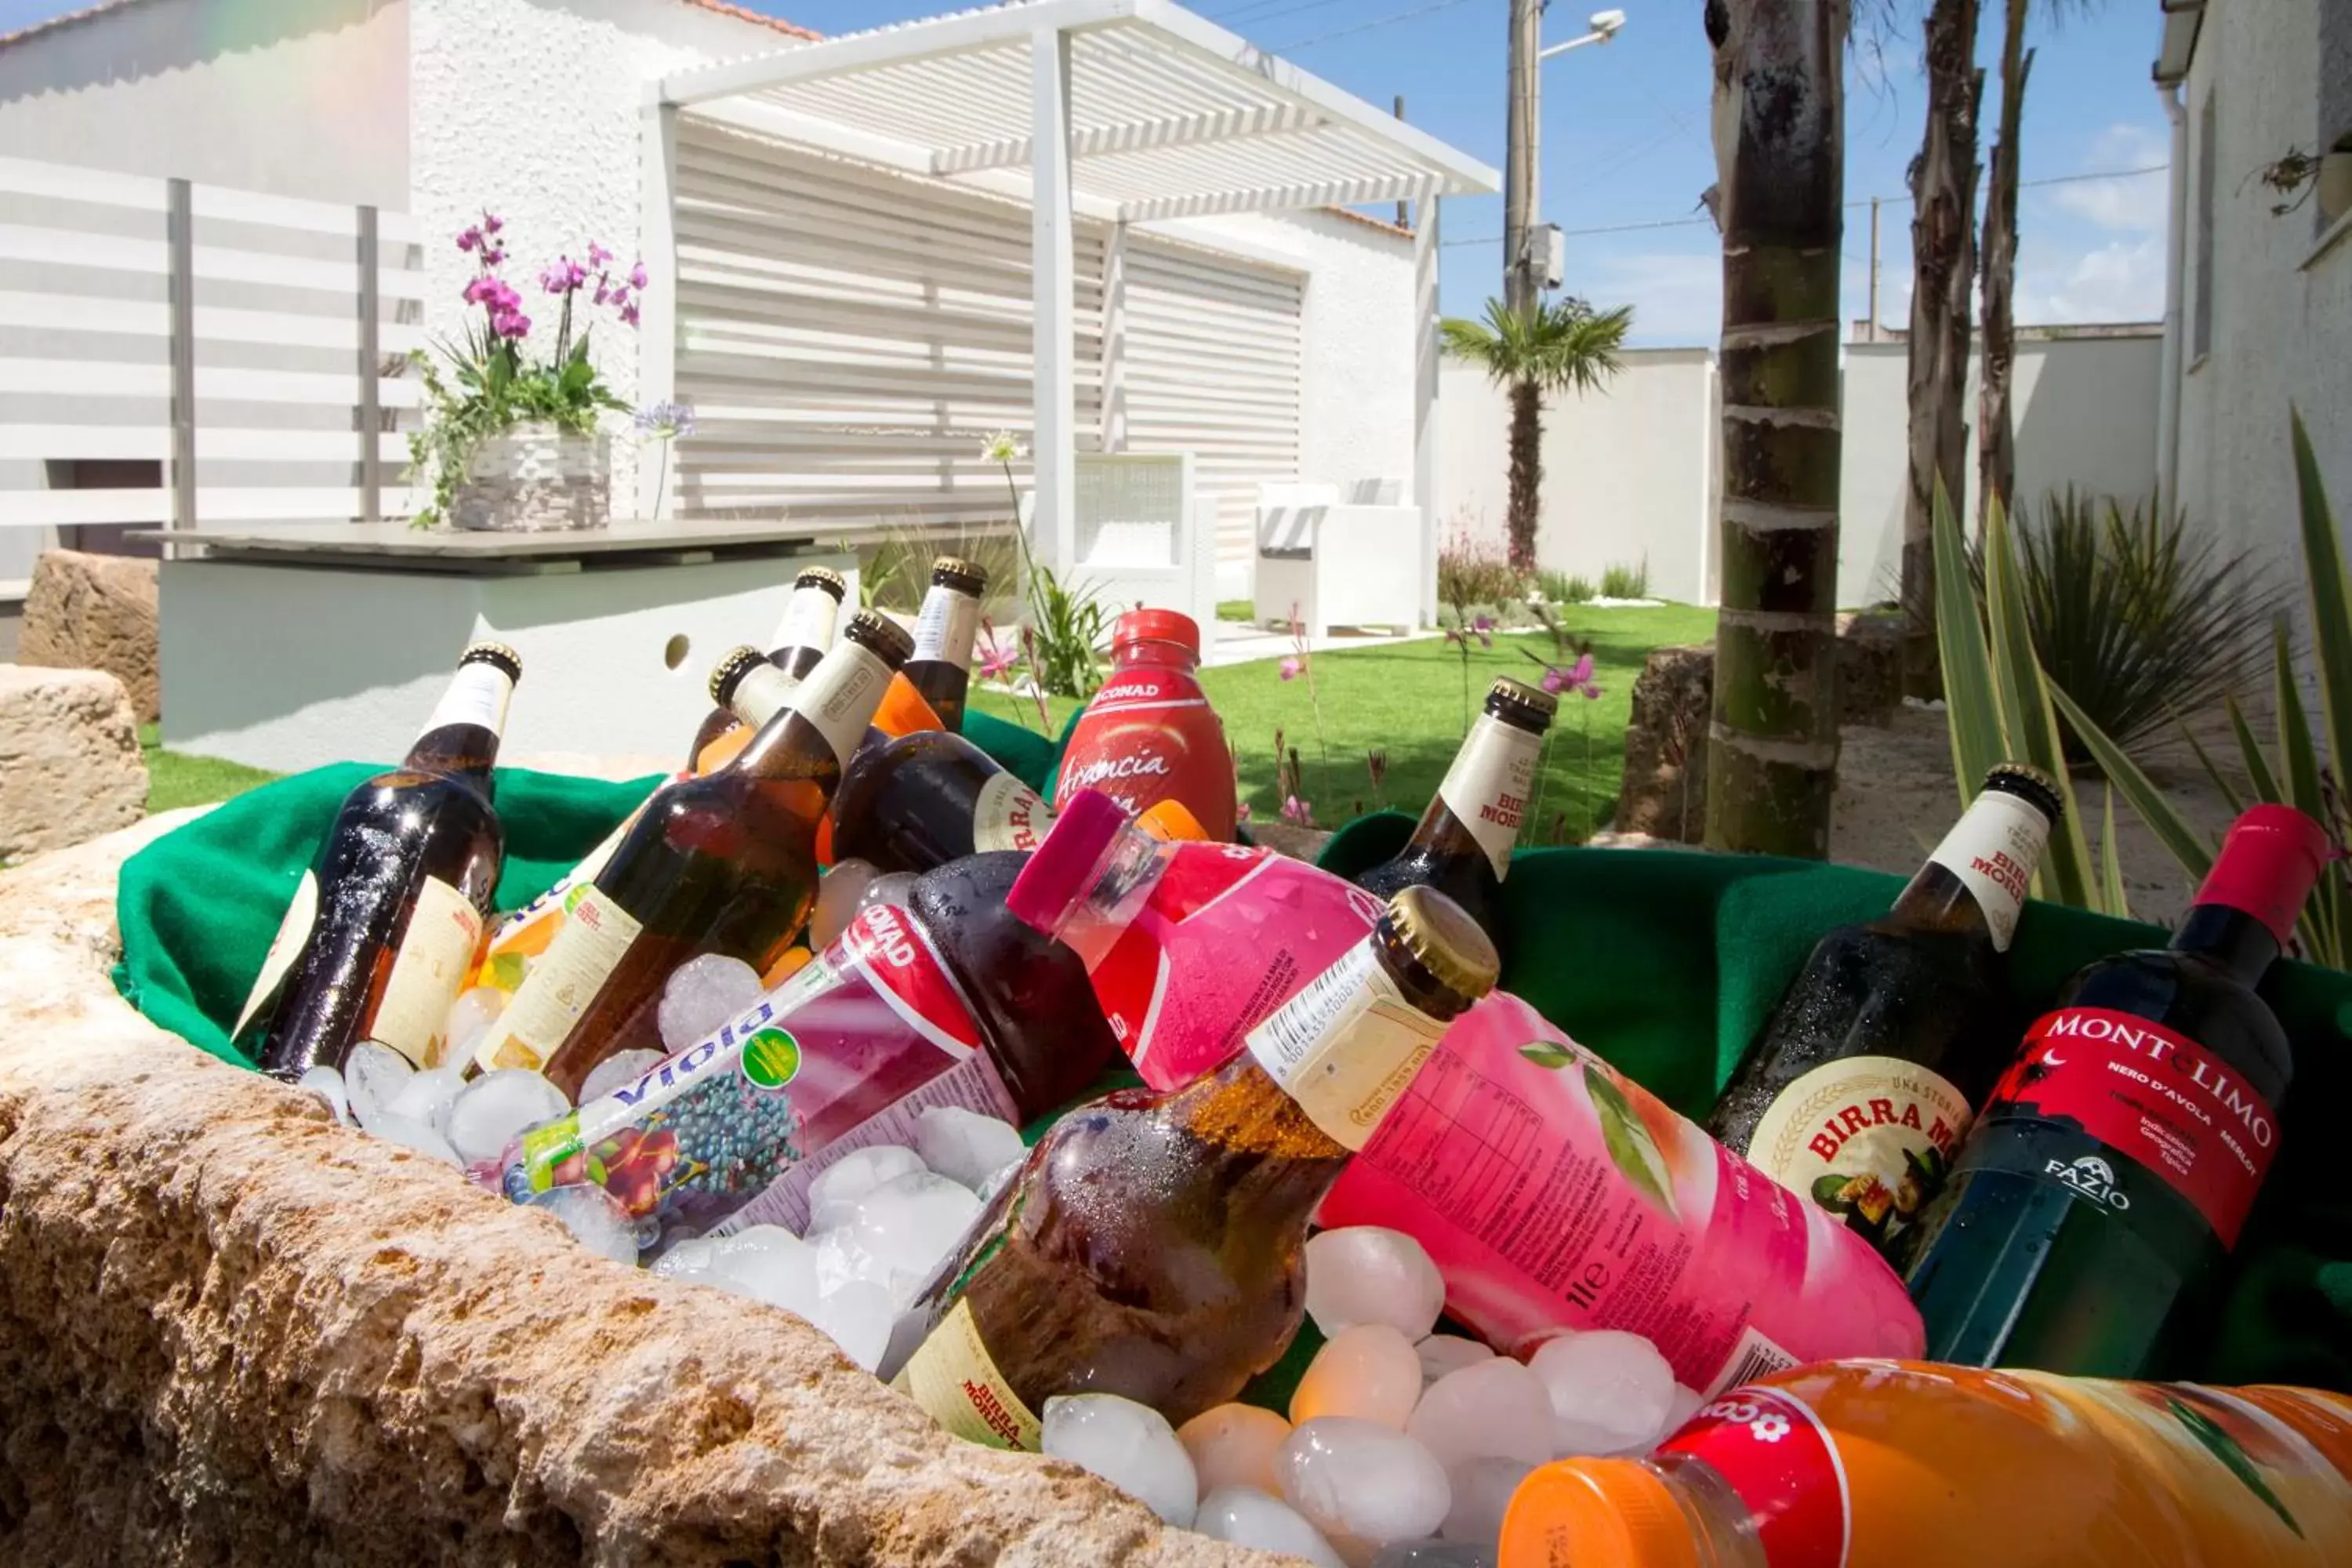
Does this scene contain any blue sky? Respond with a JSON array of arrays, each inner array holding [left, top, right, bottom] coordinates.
[[0, 0, 2175, 346]]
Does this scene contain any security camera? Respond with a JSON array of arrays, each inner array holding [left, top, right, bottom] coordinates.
[[1590, 9, 1627, 34]]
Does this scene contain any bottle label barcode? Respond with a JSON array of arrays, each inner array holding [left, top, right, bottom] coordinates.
[[1245, 938, 1447, 1151], [1707, 1323, 1802, 1396]]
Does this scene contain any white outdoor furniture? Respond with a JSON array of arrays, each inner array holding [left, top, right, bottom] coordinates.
[[1252, 477, 1423, 637], [1020, 452, 1220, 633]]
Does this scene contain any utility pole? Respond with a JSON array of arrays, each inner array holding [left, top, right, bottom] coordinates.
[[1866, 198, 1882, 342], [1503, 0, 1541, 314], [1395, 94, 1410, 227]]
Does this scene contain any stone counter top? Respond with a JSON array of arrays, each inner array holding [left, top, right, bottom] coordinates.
[[0, 819, 1270, 1566], [134, 519, 875, 572]]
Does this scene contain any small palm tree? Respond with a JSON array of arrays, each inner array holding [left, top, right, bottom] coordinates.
[[1442, 296, 1633, 572]]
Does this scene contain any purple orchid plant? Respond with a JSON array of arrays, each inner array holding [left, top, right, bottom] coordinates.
[[407, 211, 649, 527]]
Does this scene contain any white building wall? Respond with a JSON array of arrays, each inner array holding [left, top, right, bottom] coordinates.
[[2173, 0, 2352, 586]]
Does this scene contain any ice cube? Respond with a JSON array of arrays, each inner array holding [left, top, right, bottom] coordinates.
[[1439, 1456, 1534, 1548], [1177, 1403, 1293, 1497], [368, 1111, 463, 1167], [1278, 1417, 1451, 1549], [702, 1226, 820, 1315], [343, 1041, 415, 1133], [812, 859, 880, 949], [297, 1065, 351, 1127], [1370, 1543, 1497, 1568], [806, 1145, 929, 1233], [1194, 1486, 1345, 1567], [1040, 1393, 1199, 1527], [1415, 1334, 1496, 1387], [650, 1236, 722, 1281], [388, 1065, 466, 1136], [913, 1105, 1027, 1191], [655, 953, 766, 1054], [1305, 1227, 1446, 1341], [1528, 1330, 1678, 1457], [806, 1280, 895, 1373], [809, 1225, 883, 1296], [447, 1069, 572, 1167], [526, 1183, 640, 1264], [1406, 1357, 1554, 1471], [850, 1170, 982, 1305], [1290, 1323, 1425, 1430], [579, 1047, 667, 1105], [858, 871, 917, 913], [1660, 1383, 1706, 1446], [443, 985, 506, 1067]]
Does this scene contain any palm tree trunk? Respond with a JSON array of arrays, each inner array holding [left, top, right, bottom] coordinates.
[[1703, 0, 1848, 858], [1901, 0, 1984, 701], [1506, 378, 1543, 572], [1980, 1, 2033, 526]]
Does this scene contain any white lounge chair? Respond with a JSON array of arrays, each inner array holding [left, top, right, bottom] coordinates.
[[1252, 477, 1421, 637]]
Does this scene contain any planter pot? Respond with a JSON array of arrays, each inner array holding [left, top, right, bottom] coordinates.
[[2318, 150, 2352, 226], [451, 423, 610, 532]]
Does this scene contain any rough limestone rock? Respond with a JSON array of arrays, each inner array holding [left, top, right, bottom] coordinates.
[[0, 665, 147, 862], [1835, 612, 1905, 728], [19, 549, 162, 723], [1613, 644, 1713, 844]]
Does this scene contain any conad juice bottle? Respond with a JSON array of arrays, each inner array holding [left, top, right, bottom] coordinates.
[[1501, 1359, 2352, 1567], [1054, 609, 1237, 841]]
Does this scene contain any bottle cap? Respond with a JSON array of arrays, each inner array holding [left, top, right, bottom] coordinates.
[[707, 644, 767, 706], [931, 556, 989, 594], [1984, 761, 2065, 823], [460, 641, 523, 681], [1137, 799, 1208, 843], [1382, 885, 1501, 1007], [2194, 803, 2333, 946], [1488, 674, 1559, 728], [1500, 1459, 1700, 1568], [1006, 789, 1130, 935], [793, 565, 848, 601], [844, 609, 917, 668], [1112, 608, 1202, 659]]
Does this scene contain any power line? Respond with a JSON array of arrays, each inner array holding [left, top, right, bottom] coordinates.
[[1438, 163, 2170, 249], [1203, 0, 1351, 26], [1274, 0, 1489, 53]]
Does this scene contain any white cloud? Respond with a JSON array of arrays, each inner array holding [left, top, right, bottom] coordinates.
[[2045, 122, 2170, 232], [2016, 235, 2166, 325]]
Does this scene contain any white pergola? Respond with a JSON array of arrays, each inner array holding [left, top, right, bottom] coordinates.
[[641, 0, 1499, 621]]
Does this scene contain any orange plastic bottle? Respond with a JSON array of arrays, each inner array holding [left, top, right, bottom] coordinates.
[[1054, 609, 1236, 840], [1501, 1359, 2352, 1567]]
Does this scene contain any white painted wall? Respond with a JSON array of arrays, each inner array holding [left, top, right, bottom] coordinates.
[[1437, 348, 1719, 604], [2173, 0, 2352, 588], [1839, 331, 2164, 607]]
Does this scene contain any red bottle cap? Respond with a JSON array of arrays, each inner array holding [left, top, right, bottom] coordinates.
[[1111, 608, 1200, 659], [2193, 803, 2332, 946], [1006, 788, 1131, 935]]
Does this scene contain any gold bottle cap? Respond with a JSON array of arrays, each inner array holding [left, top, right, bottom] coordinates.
[[1984, 761, 2064, 822], [1489, 674, 1559, 722], [460, 641, 523, 681], [931, 556, 989, 594], [707, 644, 768, 705], [1383, 885, 1501, 1006], [793, 565, 848, 601], [845, 608, 917, 667]]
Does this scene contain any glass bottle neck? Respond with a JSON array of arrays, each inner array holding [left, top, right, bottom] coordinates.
[[909, 584, 979, 670], [1884, 787, 2050, 946], [1409, 710, 1542, 863], [406, 662, 512, 779], [2172, 902, 2281, 984], [733, 640, 894, 782], [769, 583, 840, 663], [728, 661, 800, 730]]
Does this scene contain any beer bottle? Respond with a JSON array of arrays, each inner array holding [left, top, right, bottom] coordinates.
[[886, 886, 1498, 1446], [902, 556, 987, 733], [1353, 677, 1556, 943], [1708, 764, 2063, 1264], [474, 612, 913, 1095], [830, 729, 1056, 874], [1904, 804, 2329, 1376], [249, 643, 522, 1079], [687, 566, 844, 765]]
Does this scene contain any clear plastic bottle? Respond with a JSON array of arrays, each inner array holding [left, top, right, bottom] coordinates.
[[1500, 1359, 2352, 1567]]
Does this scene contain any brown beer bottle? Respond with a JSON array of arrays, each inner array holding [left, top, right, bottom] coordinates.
[[902, 556, 987, 733], [687, 566, 845, 765], [1353, 676, 1556, 944], [1706, 764, 2063, 1264], [887, 885, 1498, 1446], [476, 612, 913, 1098], [249, 643, 522, 1079], [830, 729, 1057, 874]]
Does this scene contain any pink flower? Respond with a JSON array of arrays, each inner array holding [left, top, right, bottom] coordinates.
[[1236, 800, 1253, 825], [492, 309, 532, 339], [587, 240, 612, 269], [1279, 655, 1303, 681], [1280, 796, 1312, 827], [463, 277, 495, 305], [1566, 652, 1601, 699], [456, 227, 480, 252], [630, 260, 650, 291], [482, 212, 504, 234], [483, 245, 506, 266], [1541, 666, 1570, 695], [593, 281, 612, 307], [977, 641, 1019, 681], [619, 299, 640, 327]]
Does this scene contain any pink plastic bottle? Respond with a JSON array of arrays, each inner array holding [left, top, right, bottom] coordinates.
[[1007, 789, 1383, 1091], [1054, 610, 1238, 841], [1320, 992, 1926, 1394]]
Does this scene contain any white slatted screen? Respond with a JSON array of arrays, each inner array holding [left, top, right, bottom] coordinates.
[[1119, 237, 1302, 579]]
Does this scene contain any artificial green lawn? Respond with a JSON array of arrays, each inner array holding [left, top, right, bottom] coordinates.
[[140, 724, 280, 816], [971, 602, 1718, 839]]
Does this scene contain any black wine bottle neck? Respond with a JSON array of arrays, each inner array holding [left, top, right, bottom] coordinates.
[[2171, 903, 2281, 985]]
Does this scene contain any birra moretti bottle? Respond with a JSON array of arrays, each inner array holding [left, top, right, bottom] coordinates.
[[885, 884, 1500, 1446], [688, 566, 844, 764], [901, 556, 987, 733], [248, 642, 521, 1077]]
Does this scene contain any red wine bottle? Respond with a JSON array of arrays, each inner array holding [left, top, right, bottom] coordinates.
[[1903, 804, 2330, 1376]]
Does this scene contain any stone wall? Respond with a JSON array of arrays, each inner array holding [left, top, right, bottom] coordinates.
[[0, 819, 1262, 1566]]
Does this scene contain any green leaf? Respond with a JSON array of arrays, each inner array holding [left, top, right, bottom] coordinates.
[[2049, 682, 2214, 884], [1982, 493, 2102, 911], [1584, 1062, 1678, 1221], [2225, 691, 2285, 805], [1517, 1041, 1575, 1071], [2100, 784, 2130, 921], [2291, 411, 2352, 799], [1933, 478, 2006, 815], [2165, 1396, 2302, 1537]]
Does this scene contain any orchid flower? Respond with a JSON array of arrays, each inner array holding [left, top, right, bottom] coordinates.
[[1280, 795, 1313, 827], [977, 640, 1020, 683], [1279, 655, 1303, 681]]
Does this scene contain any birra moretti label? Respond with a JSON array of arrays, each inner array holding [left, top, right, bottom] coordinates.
[[971, 772, 1054, 854], [1436, 714, 1541, 880], [1926, 788, 2050, 951]]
